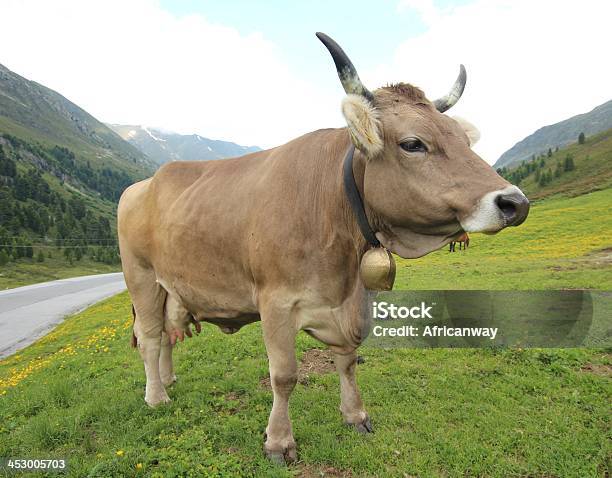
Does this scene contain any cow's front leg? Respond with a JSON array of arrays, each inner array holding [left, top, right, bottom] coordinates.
[[335, 351, 372, 433], [261, 309, 298, 465]]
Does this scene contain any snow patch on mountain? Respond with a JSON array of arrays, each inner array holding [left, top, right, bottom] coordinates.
[[142, 125, 166, 142]]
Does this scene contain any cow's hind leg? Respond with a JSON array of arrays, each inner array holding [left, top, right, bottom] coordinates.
[[134, 321, 170, 406], [127, 264, 169, 407], [260, 301, 298, 465], [159, 332, 176, 387], [335, 350, 372, 433]]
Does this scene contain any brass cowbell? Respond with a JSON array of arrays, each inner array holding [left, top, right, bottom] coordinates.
[[359, 248, 396, 291]]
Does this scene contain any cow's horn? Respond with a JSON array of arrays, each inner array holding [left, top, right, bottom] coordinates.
[[433, 64, 467, 113], [316, 32, 374, 102]]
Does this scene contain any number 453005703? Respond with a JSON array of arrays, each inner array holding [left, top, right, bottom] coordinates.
[[2, 458, 67, 472]]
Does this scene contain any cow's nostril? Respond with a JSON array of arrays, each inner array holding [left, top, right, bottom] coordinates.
[[495, 195, 516, 217], [495, 193, 530, 227]]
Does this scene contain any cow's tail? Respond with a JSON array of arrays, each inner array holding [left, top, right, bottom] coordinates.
[[131, 304, 138, 348]]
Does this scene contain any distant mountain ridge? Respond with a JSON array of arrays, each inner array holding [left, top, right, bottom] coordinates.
[[494, 100, 612, 169], [108, 124, 261, 165], [0, 63, 154, 174]]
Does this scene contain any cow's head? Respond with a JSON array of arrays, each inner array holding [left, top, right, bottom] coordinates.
[[317, 33, 529, 258]]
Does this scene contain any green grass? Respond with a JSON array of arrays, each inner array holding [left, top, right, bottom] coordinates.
[[0, 252, 120, 290], [394, 188, 612, 290], [0, 190, 610, 477], [0, 295, 609, 478]]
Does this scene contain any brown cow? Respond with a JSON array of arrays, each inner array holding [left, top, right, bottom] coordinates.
[[449, 232, 470, 252], [117, 33, 529, 464]]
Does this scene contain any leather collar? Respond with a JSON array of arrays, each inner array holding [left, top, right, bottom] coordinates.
[[343, 145, 381, 248]]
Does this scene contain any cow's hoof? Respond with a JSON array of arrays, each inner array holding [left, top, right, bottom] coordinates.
[[347, 415, 373, 434], [161, 374, 177, 387], [219, 326, 241, 334], [263, 434, 297, 466], [264, 447, 297, 466], [145, 390, 171, 407]]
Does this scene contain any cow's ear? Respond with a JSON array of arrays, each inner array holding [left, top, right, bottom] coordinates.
[[341, 94, 384, 157], [453, 115, 481, 147]]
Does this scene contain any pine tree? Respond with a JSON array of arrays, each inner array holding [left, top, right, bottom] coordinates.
[[538, 174, 546, 187], [0, 250, 8, 266], [0, 145, 17, 177], [578, 132, 585, 144], [64, 248, 73, 265]]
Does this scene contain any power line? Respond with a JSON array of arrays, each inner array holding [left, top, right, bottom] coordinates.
[[0, 236, 117, 241], [0, 244, 118, 249]]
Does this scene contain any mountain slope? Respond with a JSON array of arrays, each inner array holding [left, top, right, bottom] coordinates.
[[0, 63, 157, 280], [109, 124, 261, 164], [0, 63, 155, 175], [498, 127, 612, 200], [494, 100, 612, 169], [0, 62, 157, 203]]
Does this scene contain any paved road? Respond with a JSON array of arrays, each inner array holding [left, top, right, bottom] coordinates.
[[0, 273, 126, 358]]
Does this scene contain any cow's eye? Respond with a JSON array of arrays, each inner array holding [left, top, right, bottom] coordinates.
[[400, 138, 427, 153]]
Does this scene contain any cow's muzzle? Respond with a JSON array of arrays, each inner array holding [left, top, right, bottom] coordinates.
[[460, 185, 530, 233], [495, 191, 530, 227]]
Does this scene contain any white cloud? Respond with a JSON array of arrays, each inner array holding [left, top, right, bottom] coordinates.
[[0, 0, 610, 163], [397, 0, 443, 25], [369, 0, 612, 162], [0, 0, 336, 149]]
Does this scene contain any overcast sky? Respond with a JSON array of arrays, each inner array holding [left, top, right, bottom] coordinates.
[[0, 0, 610, 164]]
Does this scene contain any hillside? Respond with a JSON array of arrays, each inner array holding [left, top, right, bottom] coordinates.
[[0, 63, 156, 284], [497, 128, 612, 200], [0, 64, 155, 175], [494, 99, 612, 169], [108, 124, 260, 164]]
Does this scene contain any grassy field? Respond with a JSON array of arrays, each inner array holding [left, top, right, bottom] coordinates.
[[0, 190, 610, 477], [395, 187, 612, 290], [0, 253, 120, 290]]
